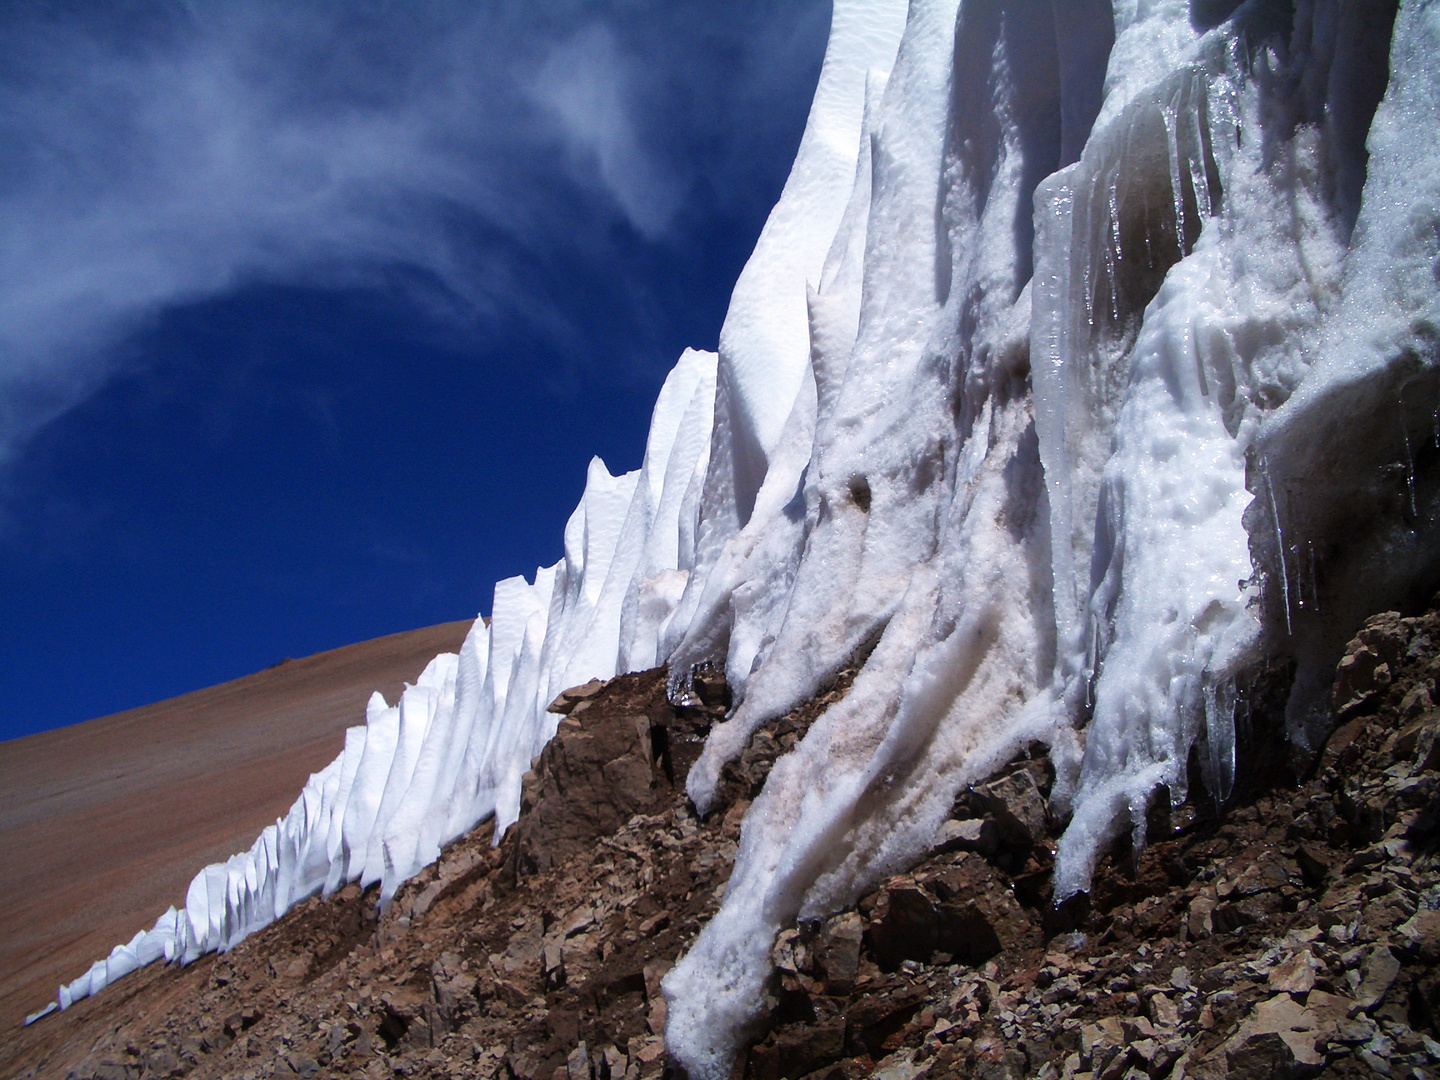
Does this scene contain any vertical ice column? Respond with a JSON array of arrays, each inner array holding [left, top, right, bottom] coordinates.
[[665, 0, 1093, 1074], [1247, 0, 1440, 753], [662, 0, 908, 683]]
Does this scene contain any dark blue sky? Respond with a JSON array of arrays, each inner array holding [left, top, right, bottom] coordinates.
[[0, 1, 829, 739]]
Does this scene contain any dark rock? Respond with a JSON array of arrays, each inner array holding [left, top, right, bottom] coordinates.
[[1224, 1031, 1322, 1080], [866, 884, 938, 969], [935, 901, 1003, 966], [976, 768, 1048, 850], [510, 673, 676, 874], [749, 1019, 845, 1080], [844, 987, 925, 1059], [1293, 844, 1330, 887], [813, 912, 863, 994]]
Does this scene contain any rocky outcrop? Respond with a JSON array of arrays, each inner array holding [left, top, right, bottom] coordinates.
[[8, 610, 1440, 1080]]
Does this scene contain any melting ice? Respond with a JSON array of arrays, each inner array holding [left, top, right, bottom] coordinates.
[[48, 3, 1440, 1078]]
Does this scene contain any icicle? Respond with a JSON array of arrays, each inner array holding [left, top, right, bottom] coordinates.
[[1307, 541, 1319, 614], [1294, 542, 1306, 610], [1143, 186, 1155, 269], [1084, 610, 1102, 710], [1160, 95, 1187, 253], [1082, 180, 1098, 327], [1107, 167, 1123, 264], [1103, 219, 1121, 323], [1186, 93, 1212, 220], [1203, 679, 1236, 805], [1100, 164, 1121, 322], [1400, 392, 1418, 518], [1262, 457, 1292, 636]]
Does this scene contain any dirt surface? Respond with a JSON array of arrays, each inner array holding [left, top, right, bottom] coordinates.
[[0, 619, 474, 1031]]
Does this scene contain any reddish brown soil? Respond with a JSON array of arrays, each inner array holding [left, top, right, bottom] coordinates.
[[0, 619, 473, 1030]]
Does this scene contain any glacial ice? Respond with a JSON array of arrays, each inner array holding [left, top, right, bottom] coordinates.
[[49, 4, 1440, 1080]]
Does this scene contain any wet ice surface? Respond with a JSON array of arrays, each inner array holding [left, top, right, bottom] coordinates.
[[54, 4, 1440, 1078]]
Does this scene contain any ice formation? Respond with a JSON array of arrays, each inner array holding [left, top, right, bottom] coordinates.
[[47, 2, 1440, 1077], [48, 345, 718, 1015]]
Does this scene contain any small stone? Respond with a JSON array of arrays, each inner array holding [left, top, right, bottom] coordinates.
[[1293, 846, 1330, 888], [1353, 947, 1400, 1012], [1224, 1031, 1323, 1079], [814, 911, 863, 993], [567, 1041, 590, 1080], [771, 928, 808, 975], [867, 883, 939, 968], [1267, 951, 1320, 995], [1082, 1017, 1125, 1058], [1121, 1016, 1156, 1041], [543, 941, 566, 991], [977, 768, 1048, 849], [1149, 993, 1180, 1028], [932, 816, 999, 856], [1188, 894, 1216, 939], [1397, 909, 1440, 961], [562, 907, 595, 938]]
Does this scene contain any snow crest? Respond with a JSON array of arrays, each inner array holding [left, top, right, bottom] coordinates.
[[50, 6, 1440, 1078]]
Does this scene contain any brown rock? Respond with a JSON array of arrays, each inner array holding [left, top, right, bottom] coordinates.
[[1334, 648, 1390, 716], [936, 901, 1004, 966], [1353, 946, 1400, 1011], [932, 816, 1000, 857], [1186, 893, 1216, 938], [1224, 995, 1325, 1077], [1148, 992, 1179, 1028], [1267, 951, 1320, 995], [867, 884, 938, 969], [1224, 1031, 1323, 1080], [544, 941, 566, 991], [1397, 908, 1440, 961], [844, 987, 926, 1059], [814, 913, 863, 994], [750, 1019, 845, 1080], [548, 679, 606, 715], [510, 674, 675, 874], [1293, 844, 1330, 887], [977, 768, 1048, 849]]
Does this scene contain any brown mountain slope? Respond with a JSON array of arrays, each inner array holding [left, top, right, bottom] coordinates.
[[0, 619, 474, 1031]]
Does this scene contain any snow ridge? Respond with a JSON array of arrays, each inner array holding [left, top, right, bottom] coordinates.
[[48, 8, 1440, 1080]]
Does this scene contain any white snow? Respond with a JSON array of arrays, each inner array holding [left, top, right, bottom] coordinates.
[[48, 8, 1440, 1080], [50, 347, 717, 1011]]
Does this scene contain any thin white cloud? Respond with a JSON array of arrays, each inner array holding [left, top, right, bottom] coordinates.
[[0, 1, 829, 467], [533, 24, 684, 239]]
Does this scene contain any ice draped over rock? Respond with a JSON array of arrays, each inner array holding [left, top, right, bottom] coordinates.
[[50, 3, 1440, 1076]]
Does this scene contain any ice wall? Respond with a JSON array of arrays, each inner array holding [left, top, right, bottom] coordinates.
[[48, 347, 717, 1015], [48, 4, 1440, 1074], [666, 0, 1436, 1076]]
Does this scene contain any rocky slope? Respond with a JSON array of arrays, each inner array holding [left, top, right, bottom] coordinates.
[[8, 605, 1440, 1080]]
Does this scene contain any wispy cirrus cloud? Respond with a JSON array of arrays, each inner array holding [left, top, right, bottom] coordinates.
[[0, 0, 829, 465]]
